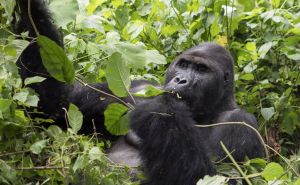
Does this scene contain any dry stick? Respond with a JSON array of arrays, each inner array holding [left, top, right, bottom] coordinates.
[[195, 122, 269, 161], [220, 141, 253, 185], [75, 77, 134, 110], [16, 166, 68, 170], [28, 0, 39, 36]]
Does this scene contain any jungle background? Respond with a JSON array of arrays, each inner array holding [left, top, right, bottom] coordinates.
[[0, 0, 299, 184]]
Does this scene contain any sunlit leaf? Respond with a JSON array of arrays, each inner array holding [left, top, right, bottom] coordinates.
[[104, 103, 129, 135], [106, 52, 130, 97], [37, 35, 75, 84], [67, 104, 83, 133], [261, 107, 275, 121], [262, 162, 286, 181]]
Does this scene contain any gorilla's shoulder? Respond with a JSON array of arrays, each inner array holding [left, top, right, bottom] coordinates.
[[217, 108, 258, 128]]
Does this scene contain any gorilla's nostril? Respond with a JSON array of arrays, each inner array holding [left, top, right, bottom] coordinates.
[[179, 79, 187, 84]]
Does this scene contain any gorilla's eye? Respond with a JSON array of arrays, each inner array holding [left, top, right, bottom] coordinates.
[[195, 64, 208, 72], [177, 59, 190, 69]]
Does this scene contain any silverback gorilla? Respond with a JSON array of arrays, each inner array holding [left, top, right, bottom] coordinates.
[[14, 0, 264, 184]]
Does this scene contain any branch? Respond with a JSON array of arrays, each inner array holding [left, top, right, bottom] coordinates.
[[16, 166, 68, 170], [75, 77, 134, 110], [221, 142, 253, 185], [195, 121, 269, 160], [28, 0, 39, 36]]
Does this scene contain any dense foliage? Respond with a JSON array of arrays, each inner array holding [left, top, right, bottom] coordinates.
[[0, 0, 299, 184]]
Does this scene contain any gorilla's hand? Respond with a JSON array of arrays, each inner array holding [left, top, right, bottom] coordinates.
[[130, 95, 215, 185]]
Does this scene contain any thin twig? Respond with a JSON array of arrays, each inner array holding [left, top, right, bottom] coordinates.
[[16, 166, 69, 170], [27, 0, 39, 36], [195, 121, 269, 160], [220, 142, 253, 185], [75, 77, 134, 110]]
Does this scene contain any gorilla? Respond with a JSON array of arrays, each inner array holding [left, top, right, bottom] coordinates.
[[14, 0, 264, 184]]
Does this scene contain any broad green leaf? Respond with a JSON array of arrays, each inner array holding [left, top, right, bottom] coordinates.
[[46, 125, 63, 138], [246, 42, 256, 52], [67, 104, 83, 133], [258, 42, 273, 59], [37, 35, 75, 84], [73, 155, 88, 172], [133, 85, 165, 97], [115, 6, 129, 28], [145, 50, 167, 65], [30, 140, 48, 154], [285, 54, 300, 61], [281, 111, 299, 135], [49, 0, 79, 28], [89, 147, 102, 161], [104, 103, 129, 135], [24, 76, 46, 86], [7, 40, 30, 63], [13, 89, 39, 107], [13, 91, 28, 103], [0, 160, 17, 183], [197, 175, 227, 185], [240, 73, 254, 81], [262, 162, 286, 181], [287, 28, 300, 35], [0, 99, 12, 113], [271, 0, 281, 8], [261, 107, 275, 121], [106, 52, 130, 97], [210, 20, 220, 37], [237, 0, 255, 11], [161, 25, 180, 37]]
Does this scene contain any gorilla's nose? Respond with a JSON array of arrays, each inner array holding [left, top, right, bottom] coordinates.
[[174, 77, 188, 85]]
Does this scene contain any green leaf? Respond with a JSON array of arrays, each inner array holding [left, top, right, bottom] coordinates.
[[106, 52, 130, 97], [104, 103, 129, 135], [271, 0, 281, 8], [240, 73, 254, 81], [245, 42, 256, 52], [49, 0, 79, 28], [145, 50, 167, 65], [0, 99, 12, 113], [258, 42, 273, 59], [197, 175, 227, 185], [89, 147, 102, 161], [114, 43, 146, 69], [262, 162, 286, 181], [46, 125, 63, 138], [133, 85, 165, 97], [287, 28, 300, 35], [0, 160, 17, 183], [37, 35, 75, 84], [30, 140, 48, 154], [286, 54, 300, 61], [73, 155, 88, 172], [67, 104, 83, 133], [261, 107, 275, 121], [24, 76, 46, 86], [210, 20, 220, 37], [161, 25, 180, 37]]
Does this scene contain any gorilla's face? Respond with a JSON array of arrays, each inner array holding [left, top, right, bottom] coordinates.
[[164, 43, 234, 115]]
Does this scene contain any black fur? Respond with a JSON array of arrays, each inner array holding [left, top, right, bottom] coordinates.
[[130, 43, 264, 184], [14, 0, 152, 137], [14, 1, 264, 184]]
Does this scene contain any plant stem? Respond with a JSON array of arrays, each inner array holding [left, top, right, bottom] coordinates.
[[220, 141, 253, 185]]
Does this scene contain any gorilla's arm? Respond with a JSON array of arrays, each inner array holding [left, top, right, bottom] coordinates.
[[207, 109, 265, 162], [131, 95, 215, 185]]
